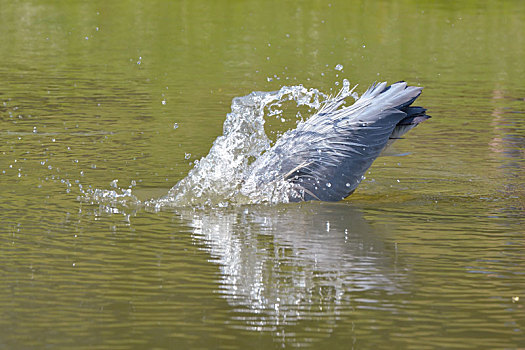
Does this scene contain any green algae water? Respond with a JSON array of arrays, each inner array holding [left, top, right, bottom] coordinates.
[[1, 0, 524, 349]]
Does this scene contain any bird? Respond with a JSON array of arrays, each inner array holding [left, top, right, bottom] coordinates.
[[241, 81, 430, 202]]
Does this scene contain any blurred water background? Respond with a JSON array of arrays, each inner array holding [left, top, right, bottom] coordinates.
[[1, 1, 524, 349]]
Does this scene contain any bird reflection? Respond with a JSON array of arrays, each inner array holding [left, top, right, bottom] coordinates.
[[177, 202, 409, 343]]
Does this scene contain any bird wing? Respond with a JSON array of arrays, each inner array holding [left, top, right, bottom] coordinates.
[[244, 82, 426, 202]]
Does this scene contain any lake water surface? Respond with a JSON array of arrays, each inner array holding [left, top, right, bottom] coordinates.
[[1, 1, 524, 349]]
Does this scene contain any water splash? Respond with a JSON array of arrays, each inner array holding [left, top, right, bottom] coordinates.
[[81, 184, 139, 210], [84, 81, 359, 209]]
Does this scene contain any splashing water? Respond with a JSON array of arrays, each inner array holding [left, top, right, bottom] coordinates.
[[84, 80, 359, 209]]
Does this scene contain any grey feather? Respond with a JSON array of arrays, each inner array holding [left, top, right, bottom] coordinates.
[[244, 81, 430, 202]]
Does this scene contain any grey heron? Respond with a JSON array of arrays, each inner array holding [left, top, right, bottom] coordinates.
[[242, 81, 430, 202]]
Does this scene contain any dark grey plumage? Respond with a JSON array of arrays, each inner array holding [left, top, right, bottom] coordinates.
[[244, 81, 430, 202]]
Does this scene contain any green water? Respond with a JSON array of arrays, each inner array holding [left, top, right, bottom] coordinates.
[[1, 0, 524, 349]]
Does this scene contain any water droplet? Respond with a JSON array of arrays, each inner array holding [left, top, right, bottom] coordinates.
[[161, 100, 166, 105], [346, 183, 350, 187], [326, 182, 331, 187], [335, 64, 343, 71], [342, 79, 351, 92], [184, 153, 191, 160], [173, 123, 179, 129]]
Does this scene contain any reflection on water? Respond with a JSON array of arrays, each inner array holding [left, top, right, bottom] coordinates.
[[489, 86, 525, 215], [182, 203, 407, 343]]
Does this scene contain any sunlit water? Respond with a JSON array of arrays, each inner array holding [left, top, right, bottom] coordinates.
[[1, 0, 524, 349]]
